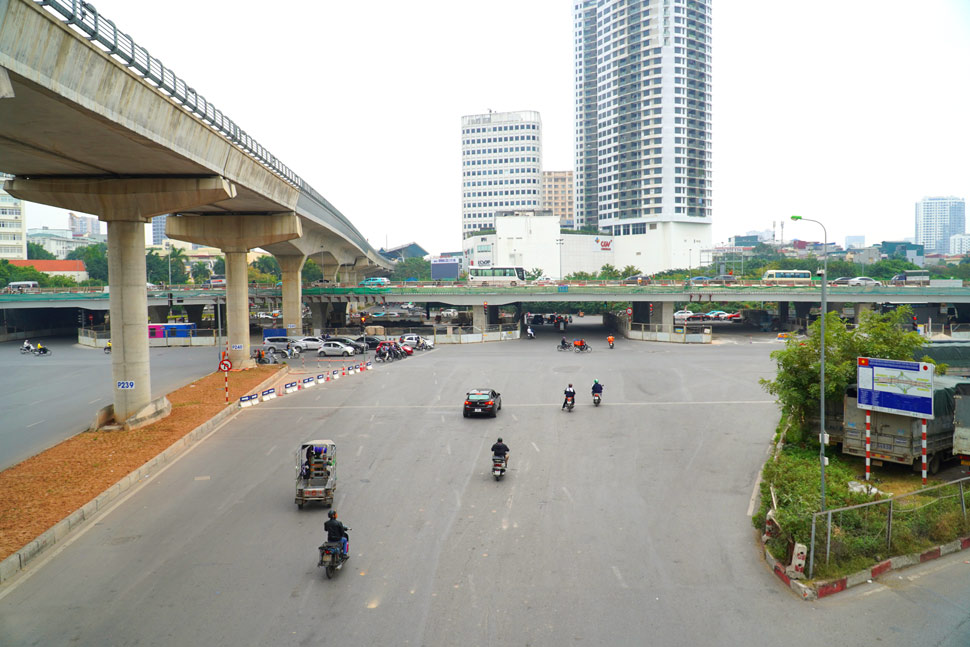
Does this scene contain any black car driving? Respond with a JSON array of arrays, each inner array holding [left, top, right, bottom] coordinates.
[[463, 388, 502, 418]]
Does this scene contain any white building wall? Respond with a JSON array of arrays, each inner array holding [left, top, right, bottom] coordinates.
[[950, 233, 970, 255], [0, 175, 26, 260]]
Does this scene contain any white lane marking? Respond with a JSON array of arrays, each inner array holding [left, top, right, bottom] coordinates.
[[88, 398, 101, 404], [28, 400, 41, 406], [612, 566, 629, 589], [370, 414, 375, 422], [356, 445, 363, 457], [194, 476, 210, 481], [27, 420, 45, 428], [276, 400, 778, 410], [562, 486, 574, 503], [512, 414, 519, 422], [295, 416, 303, 424], [265, 445, 276, 457], [446, 443, 452, 456], [531, 442, 540, 453], [440, 415, 445, 423], [0, 406, 241, 601]]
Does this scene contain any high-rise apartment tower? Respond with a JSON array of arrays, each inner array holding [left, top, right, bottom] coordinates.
[[0, 173, 26, 260], [915, 196, 965, 255], [461, 110, 542, 236], [573, 0, 712, 267], [542, 171, 574, 228]]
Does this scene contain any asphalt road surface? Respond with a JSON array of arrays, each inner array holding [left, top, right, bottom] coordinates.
[[1, 320, 969, 646], [0, 337, 225, 470]]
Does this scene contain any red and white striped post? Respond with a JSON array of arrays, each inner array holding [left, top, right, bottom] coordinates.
[[225, 368, 229, 403], [865, 409, 871, 482], [921, 418, 928, 485]]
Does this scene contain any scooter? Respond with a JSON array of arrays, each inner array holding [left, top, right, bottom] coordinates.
[[491, 455, 507, 480], [593, 392, 601, 407], [318, 529, 351, 579], [20, 345, 32, 355], [564, 394, 575, 412], [104, 345, 112, 354], [608, 339, 614, 349], [32, 346, 52, 356]]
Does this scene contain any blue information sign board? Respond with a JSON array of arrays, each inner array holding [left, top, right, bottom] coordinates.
[[856, 357, 935, 419]]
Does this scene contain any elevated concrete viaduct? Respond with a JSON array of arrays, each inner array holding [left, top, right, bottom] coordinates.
[[0, 0, 391, 427]]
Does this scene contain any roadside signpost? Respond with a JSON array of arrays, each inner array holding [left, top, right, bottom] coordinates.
[[220, 358, 232, 403], [857, 357, 935, 484], [626, 307, 633, 316]]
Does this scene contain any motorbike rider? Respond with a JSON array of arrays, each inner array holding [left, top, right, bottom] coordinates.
[[607, 334, 615, 348], [324, 510, 349, 558], [573, 338, 587, 351], [591, 379, 604, 399], [560, 336, 568, 349], [23, 339, 32, 352], [527, 326, 535, 339], [562, 383, 576, 409], [491, 436, 510, 467], [35, 341, 45, 354]]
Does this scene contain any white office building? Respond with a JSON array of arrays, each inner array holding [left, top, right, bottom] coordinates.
[[461, 110, 542, 236], [0, 173, 26, 260], [950, 233, 970, 255], [573, 0, 712, 269], [916, 196, 965, 255]]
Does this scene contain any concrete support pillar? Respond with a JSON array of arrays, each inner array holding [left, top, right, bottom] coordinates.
[[277, 255, 306, 335], [225, 250, 253, 369], [656, 302, 675, 327], [309, 302, 327, 335], [794, 302, 812, 319], [329, 302, 347, 328], [184, 304, 204, 327], [778, 301, 790, 323], [148, 305, 170, 323], [854, 302, 873, 325], [106, 219, 152, 422], [472, 305, 500, 331]]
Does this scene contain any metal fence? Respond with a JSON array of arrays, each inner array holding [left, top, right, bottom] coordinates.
[[808, 476, 970, 578]]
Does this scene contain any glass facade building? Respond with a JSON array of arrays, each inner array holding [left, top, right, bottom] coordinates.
[[915, 196, 965, 255], [461, 110, 542, 236], [573, 0, 712, 234]]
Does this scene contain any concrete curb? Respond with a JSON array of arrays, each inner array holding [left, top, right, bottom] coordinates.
[[0, 367, 290, 585], [766, 535, 970, 600]]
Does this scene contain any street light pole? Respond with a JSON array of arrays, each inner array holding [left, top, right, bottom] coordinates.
[[791, 215, 828, 511], [556, 238, 564, 279]]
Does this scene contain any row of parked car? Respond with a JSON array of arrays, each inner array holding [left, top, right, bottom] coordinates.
[[673, 309, 742, 322], [261, 333, 434, 358]]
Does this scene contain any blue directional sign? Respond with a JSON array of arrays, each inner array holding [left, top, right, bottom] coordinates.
[[856, 357, 935, 419]]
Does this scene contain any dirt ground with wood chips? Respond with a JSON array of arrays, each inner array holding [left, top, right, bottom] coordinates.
[[0, 365, 282, 562]]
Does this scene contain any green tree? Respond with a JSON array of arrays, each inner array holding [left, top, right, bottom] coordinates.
[[302, 258, 323, 282], [191, 261, 211, 283], [252, 255, 281, 278], [620, 265, 641, 278], [212, 256, 226, 275], [145, 251, 167, 284], [166, 247, 189, 284], [599, 264, 621, 280], [27, 242, 55, 260], [66, 243, 108, 282], [761, 306, 926, 434], [391, 257, 431, 281], [565, 271, 596, 280], [526, 267, 544, 280]]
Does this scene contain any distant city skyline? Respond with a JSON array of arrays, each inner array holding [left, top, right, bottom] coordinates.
[[13, 1, 970, 260]]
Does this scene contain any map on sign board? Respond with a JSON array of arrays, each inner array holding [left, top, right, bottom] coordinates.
[[856, 357, 935, 419]]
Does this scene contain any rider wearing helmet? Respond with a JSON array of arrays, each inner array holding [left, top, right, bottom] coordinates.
[[324, 510, 349, 557], [591, 379, 604, 396]]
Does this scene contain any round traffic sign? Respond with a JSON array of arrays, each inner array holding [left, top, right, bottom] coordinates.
[[626, 307, 633, 316], [219, 359, 232, 372]]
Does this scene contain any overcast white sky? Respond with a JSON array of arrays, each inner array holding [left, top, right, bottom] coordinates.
[[26, 0, 970, 254]]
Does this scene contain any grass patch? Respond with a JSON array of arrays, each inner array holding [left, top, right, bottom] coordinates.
[[755, 434, 970, 582]]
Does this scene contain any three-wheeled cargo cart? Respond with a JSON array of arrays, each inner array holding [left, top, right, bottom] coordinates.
[[296, 440, 336, 508]]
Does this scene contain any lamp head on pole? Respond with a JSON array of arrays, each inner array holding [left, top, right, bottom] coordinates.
[[790, 215, 802, 221]]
